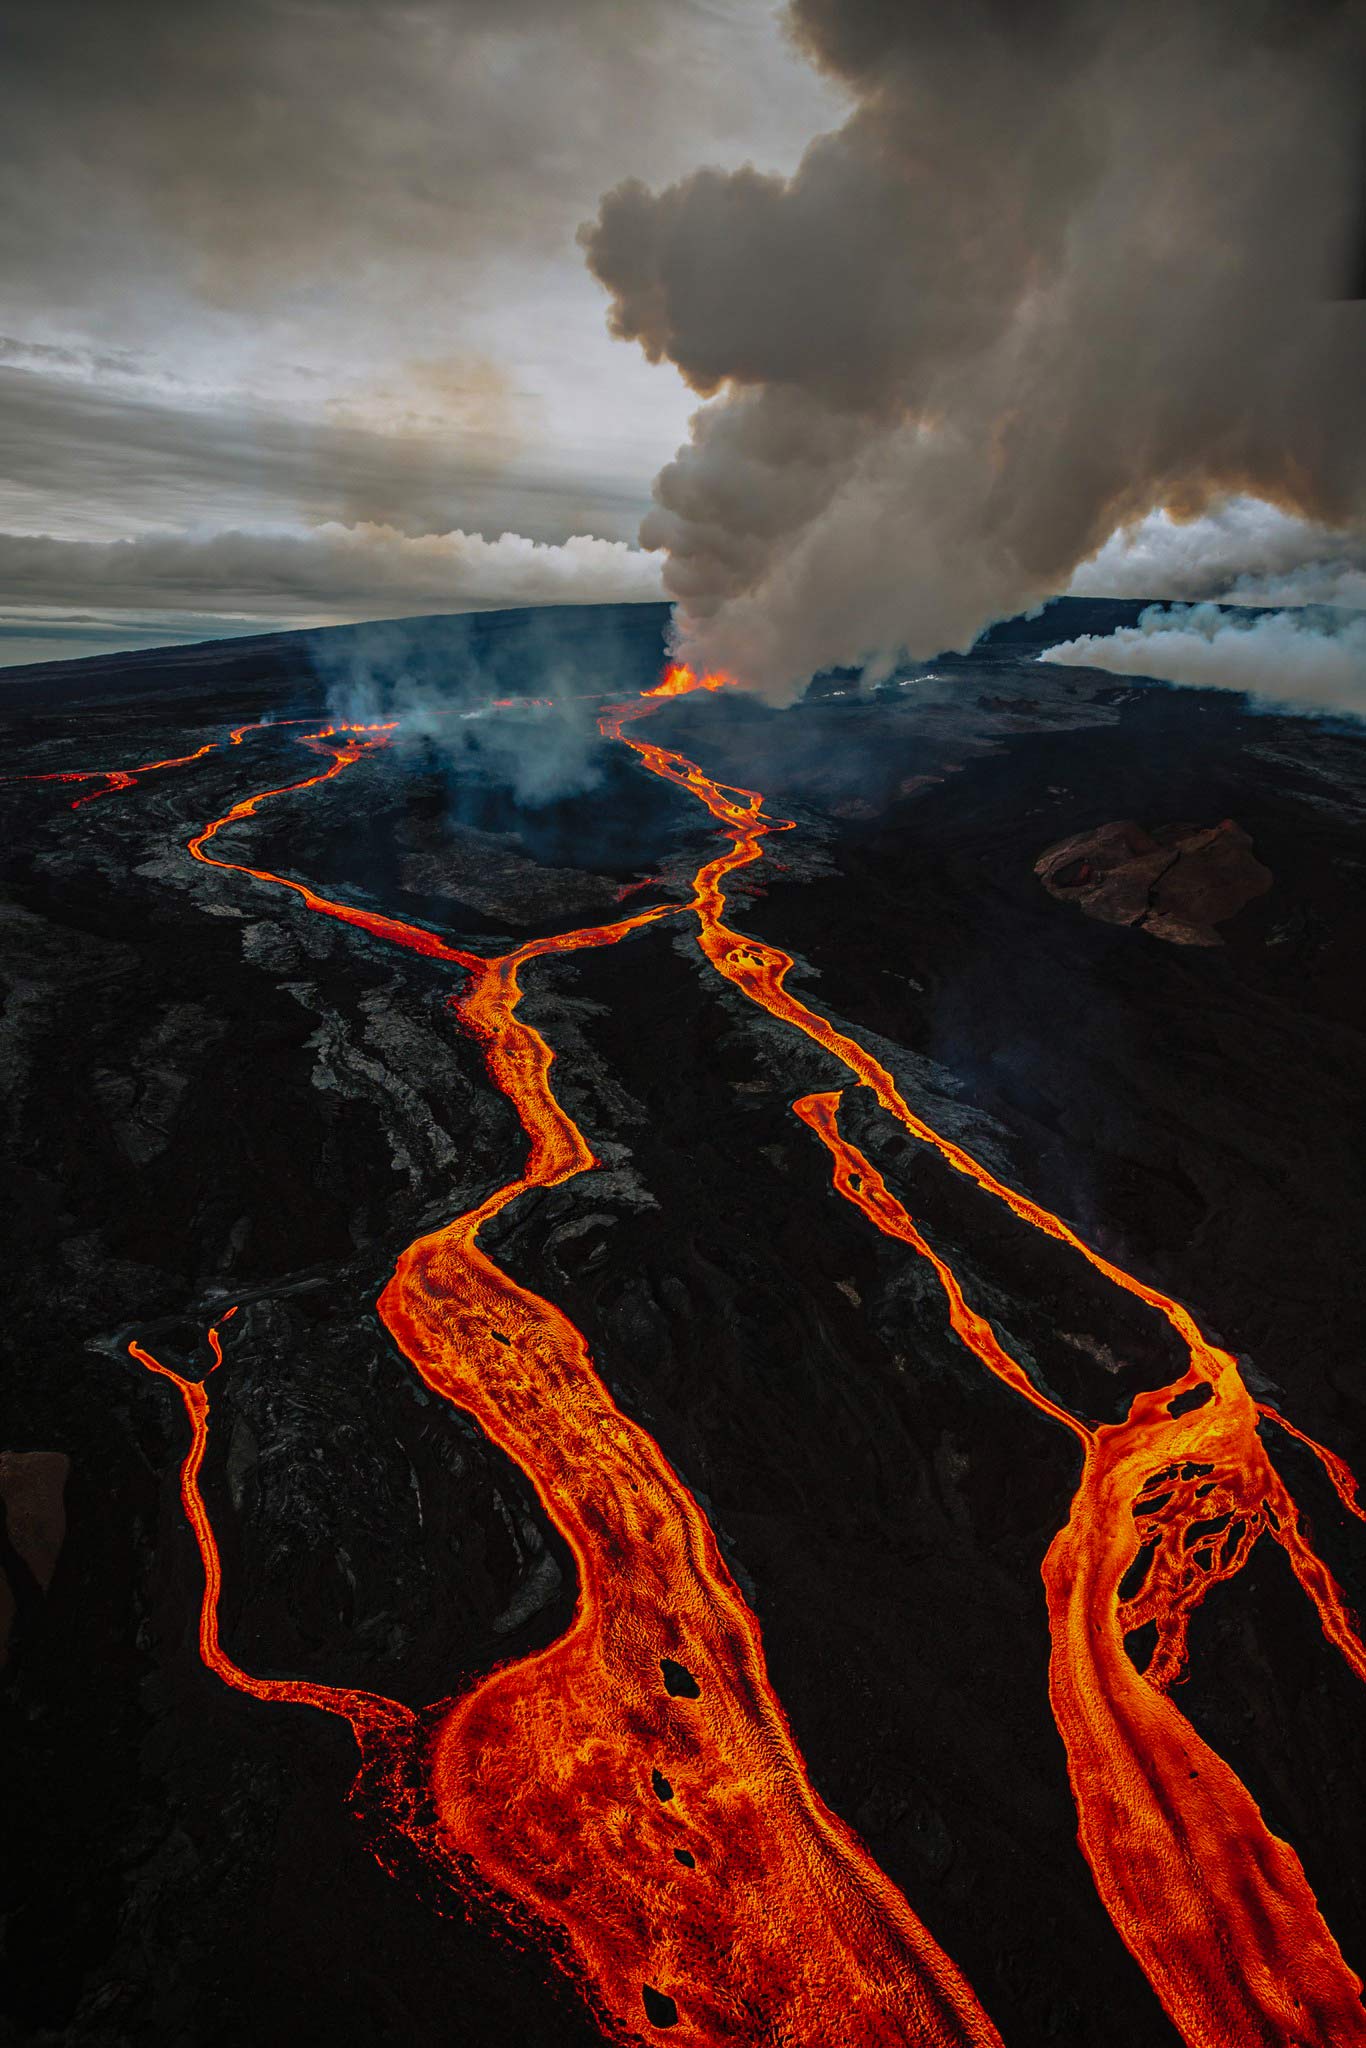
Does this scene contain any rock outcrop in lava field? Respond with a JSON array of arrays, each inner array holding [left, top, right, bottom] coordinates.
[[1035, 817, 1273, 945]]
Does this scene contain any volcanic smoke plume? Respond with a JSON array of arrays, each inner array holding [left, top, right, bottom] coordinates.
[[582, 0, 1366, 700]]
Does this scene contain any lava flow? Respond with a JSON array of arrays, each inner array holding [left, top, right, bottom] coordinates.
[[793, 1088, 1366, 2048], [612, 668, 1366, 2047], [2, 717, 321, 809], [132, 719, 1004, 2046], [122, 677, 1366, 2047], [129, 1318, 411, 1746]]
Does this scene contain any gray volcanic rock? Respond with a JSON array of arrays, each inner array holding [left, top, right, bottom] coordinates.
[[1035, 817, 1271, 944], [398, 818, 621, 926]]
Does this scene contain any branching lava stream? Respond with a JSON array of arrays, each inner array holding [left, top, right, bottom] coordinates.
[[134, 715, 1003, 2046], [121, 676, 1365, 2047], [608, 670, 1366, 2048]]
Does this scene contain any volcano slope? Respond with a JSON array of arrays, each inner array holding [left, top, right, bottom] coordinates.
[[1, 599, 1363, 2047]]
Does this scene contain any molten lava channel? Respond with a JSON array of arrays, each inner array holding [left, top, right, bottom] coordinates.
[[609, 668, 1366, 2048], [133, 714, 1003, 2046], [115, 676, 1366, 2048]]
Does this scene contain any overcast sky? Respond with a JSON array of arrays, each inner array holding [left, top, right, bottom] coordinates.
[[0, 0, 841, 663], [2, 0, 1361, 673]]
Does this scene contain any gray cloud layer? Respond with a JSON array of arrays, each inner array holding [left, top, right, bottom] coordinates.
[[0, 2, 834, 658], [0, 525, 664, 621], [0, 362, 647, 544], [3, 0, 832, 311], [583, 0, 1366, 698]]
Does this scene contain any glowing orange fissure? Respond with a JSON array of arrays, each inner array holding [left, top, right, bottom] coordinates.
[[1, 718, 316, 810], [615, 668, 1366, 2047], [129, 1324, 410, 1744], [644, 663, 733, 700], [136, 714, 1003, 2047]]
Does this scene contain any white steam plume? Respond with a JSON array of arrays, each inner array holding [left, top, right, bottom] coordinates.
[[1068, 502, 1366, 611], [1039, 604, 1366, 716]]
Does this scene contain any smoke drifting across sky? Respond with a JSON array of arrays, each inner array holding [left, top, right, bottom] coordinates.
[[583, 0, 1366, 701], [1041, 604, 1366, 716]]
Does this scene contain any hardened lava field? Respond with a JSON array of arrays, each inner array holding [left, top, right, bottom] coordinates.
[[3, 600, 1365, 2047]]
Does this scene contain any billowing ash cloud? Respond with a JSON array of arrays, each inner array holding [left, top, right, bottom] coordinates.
[[1040, 603, 1366, 715], [582, 0, 1366, 700]]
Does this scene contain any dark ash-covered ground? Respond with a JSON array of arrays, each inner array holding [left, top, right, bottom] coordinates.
[[2, 599, 1363, 2047]]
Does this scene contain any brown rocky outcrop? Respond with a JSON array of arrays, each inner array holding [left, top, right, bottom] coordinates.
[[1035, 818, 1271, 945], [0, 1450, 70, 1665]]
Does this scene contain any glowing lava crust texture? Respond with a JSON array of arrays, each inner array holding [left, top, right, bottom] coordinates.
[[82, 669, 1363, 2047]]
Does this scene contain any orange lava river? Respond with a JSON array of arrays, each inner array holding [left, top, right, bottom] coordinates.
[[107, 672, 1364, 2045]]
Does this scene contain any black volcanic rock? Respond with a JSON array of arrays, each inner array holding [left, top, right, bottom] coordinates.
[[0, 1451, 70, 1667], [1, 605, 1363, 2048]]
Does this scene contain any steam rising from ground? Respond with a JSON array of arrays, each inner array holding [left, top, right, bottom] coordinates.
[[314, 608, 665, 807], [582, 0, 1366, 700], [1040, 604, 1366, 716]]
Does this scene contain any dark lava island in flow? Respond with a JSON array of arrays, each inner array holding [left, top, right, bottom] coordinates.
[[1, 597, 1364, 2047]]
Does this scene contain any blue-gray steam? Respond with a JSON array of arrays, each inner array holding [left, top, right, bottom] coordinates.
[[308, 604, 670, 806]]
